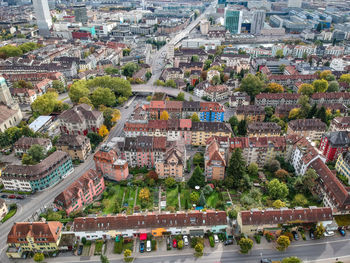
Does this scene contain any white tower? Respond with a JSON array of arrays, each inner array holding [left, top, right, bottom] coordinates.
[[33, 0, 52, 36]]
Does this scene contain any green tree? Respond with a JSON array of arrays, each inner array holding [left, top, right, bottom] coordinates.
[[165, 79, 176, 88], [298, 95, 311, 118], [268, 179, 289, 200], [272, 200, 286, 209], [190, 191, 200, 203], [33, 252, 44, 262], [211, 75, 221, 85], [203, 59, 212, 70], [13, 80, 33, 89], [228, 116, 239, 134], [52, 80, 66, 93], [282, 257, 302, 263], [193, 152, 204, 167], [340, 74, 350, 84], [122, 62, 139, 77], [100, 255, 110, 263], [188, 166, 205, 189], [32, 92, 61, 115], [176, 92, 185, 101], [298, 83, 314, 96], [78, 97, 93, 107], [316, 106, 327, 124], [240, 73, 265, 98], [68, 81, 90, 103], [27, 144, 45, 163], [191, 113, 200, 122], [104, 67, 119, 75], [194, 243, 204, 257], [198, 191, 206, 206], [165, 177, 176, 188], [145, 71, 152, 81], [315, 223, 325, 239], [313, 79, 328, 93], [191, 55, 199, 62], [226, 149, 247, 189], [247, 163, 258, 178], [237, 119, 247, 136], [293, 193, 308, 207], [275, 49, 284, 58], [238, 237, 253, 254], [327, 81, 339, 92], [276, 235, 290, 251], [90, 87, 116, 108], [22, 153, 34, 165]]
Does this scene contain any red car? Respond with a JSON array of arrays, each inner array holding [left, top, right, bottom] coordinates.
[[172, 239, 177, 248], [8, 195, 16, 199]]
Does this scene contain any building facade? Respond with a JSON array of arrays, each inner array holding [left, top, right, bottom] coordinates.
[[319, 131, 350, 162], [56, 134, 91, 162]]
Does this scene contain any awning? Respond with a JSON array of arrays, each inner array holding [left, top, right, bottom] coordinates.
[[189, 229, 204, 236], [140, 233, 147, 240]]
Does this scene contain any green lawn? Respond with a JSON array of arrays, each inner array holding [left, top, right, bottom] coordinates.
[[166, 186, 179, 208], [94, 240, 104, 255], [127, 188, 136, 208], [1, 208, 17, 223], [136, 188, 155, 210], [180, 189, 191, 209], [206, 191, 219, 208], [102, 185, 125, 214]]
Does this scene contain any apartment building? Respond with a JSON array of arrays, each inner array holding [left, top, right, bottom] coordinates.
[[247, 122, 281, 137], [14, 137, 52, 156], [311, 92, 350, 106], [235, 105, 265, 122], [204, 138, 226, 181], [229, 92, 250, 108], [191, 122, 232, 146], [329, 116, 350, 132], [155, 144, 186, 179], [287, 119, 327, 141], [255, 93, 300, 107], [319, 131, 350, 162], [336, 152, 350, 185], [56, 134, 91, 162], [268, 74, 316, 87]]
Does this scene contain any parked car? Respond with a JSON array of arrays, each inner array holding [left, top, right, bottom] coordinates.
[[324, 231, 335, 237], [1, 195, 7, 198], [338, 228, 346, 236], [309, 230, 315, 240], [183, 235, 189, 246], [8, 195, 16, 199], [16, 195, 24, 200], [214, 234, 219, 243], [146, 240, 151, 252], [140, 241, 145, 253], [224, 239, 234, 246], [261, 259, 272, 263], [77, 245, 83, 255], [172, 239, 177, 248], [292, 231, 299, 241]]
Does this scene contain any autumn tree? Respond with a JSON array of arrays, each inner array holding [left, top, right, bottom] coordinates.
[[78, 97, 94, 107], [313, 79, 328, 93], [272, 200, 286, 209], [276, 235, 290, 251], [98, 125, 109, 137], [275, 169, 289, 181], [315, 223, 325, 239], [293, 193, 308, 207], [288, 108, 300, 120], [267, 83, 284, 93], [340, 74, 350, 84], [298, 83, 314, 96], [139, 188, 150, 202], [33, 253, 44, 262], [194, 243, 204, 257], [319, 70, 332, 80], [68, 80, 90, 103], [190, 191, 200, 203], [239, 237, 253, 254], [191, 113, 200, 122], [160, 110, 169, 120], [147, 170, 158, 180], [124, 249, 132, 260], [275, 49, 284, 58]]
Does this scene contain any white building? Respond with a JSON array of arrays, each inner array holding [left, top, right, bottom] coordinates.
[[181, 39, 221, 50], [200, 20, 210, 35], [33, 0, 52, 36], [288, 0, 302, 8], [251, 10, 266, 35]]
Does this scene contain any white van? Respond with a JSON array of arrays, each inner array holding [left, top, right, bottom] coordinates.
[[146, 240, 151, 252], [183, 235, 189, 246]]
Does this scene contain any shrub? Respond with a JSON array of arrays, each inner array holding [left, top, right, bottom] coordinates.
[[301, 233, 306, 241], [282, 231, 293, 241], [265, 232, 275, 242], [151, 240, 157, 251], [209, 236, 215, 247], [254, 234, 261, 244], [81, 237, 87, 245], [114, 241, 123, 254]]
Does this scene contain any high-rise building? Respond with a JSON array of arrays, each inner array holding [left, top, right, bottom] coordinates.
[[200, 19, 210, 35], [251, 10, 266, 35], [224, 8, 242, 34], [288, 0, 302, 8], [33, 0, 52, 36], [73, 4, 88, 24]]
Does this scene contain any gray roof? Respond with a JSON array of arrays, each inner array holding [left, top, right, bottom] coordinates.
[[325, 131, 350, 147]]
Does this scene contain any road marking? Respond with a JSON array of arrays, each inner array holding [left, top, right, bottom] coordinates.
[[290, 238, 350, 248]]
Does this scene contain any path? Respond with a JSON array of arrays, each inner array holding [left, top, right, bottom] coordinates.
[[226, 189, 234, 205], [133, 187, 138, 213], [178, 192, 181, 211], [121, 189, 126, 206], [158, 186, 161, 213]]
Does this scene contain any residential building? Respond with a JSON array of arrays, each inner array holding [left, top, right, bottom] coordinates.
[[0, 199, 8, 221], [275, 104, 299, 118], [191, 122, 232, 146], [6, 221, 63, 258], [199, 102, 225, 122], [329, 117, 350, 132], [204, 138, 226, 181], [238, 207, 332, 235], [235, 105, 265, 122], [319, 131, 350, 162], [160, 68, 184, 82], [202, 85, 229, 102], [255, 93, 300, 107], [10, 88, 37, 105], [72, 210, 227, 240], [54, 169, 105, 215], [311, 92, 350, 106], [267, 74, 316, 87], [155, 144, 186, 180], [56, 134, 91, 162], [1, 151, 73, 192], [288, 0, 302, 8], [251, 10, 266, 35], [224, 8, 242, 34], [14, 137, 52, 156], [33, 0, 52, 36], [336, 152, 350, 185], [287, 119, 327, 141], [229, 92, 250, 108], [94, 146, 129, 181], [58, 104, 104, 136], [247, 122, 281, 137]]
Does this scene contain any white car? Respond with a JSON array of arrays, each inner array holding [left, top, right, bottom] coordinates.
[[214, 234, 219, 243], [146, 240, 151, 252], [183, 235, 189, 246], [324, 231, 335, 237]]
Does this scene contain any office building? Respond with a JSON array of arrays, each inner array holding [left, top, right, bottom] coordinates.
[[288, 0, 302, 8], [251, 10, 266, 35], [224, 8, 242, 34], [33, 0, 52, 36], [73, 4, 88, 24]]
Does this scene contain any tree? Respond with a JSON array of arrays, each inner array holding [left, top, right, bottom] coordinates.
[[282, 257, 302, 263], [298, 83, 314, 96], [147, 170, 158, 180], [275, 49, 284, 58], [103, 108, 120, 130], [315, 223, 325, 239], [266, 160, 281, 173], [316, 106, 327, 124], [240, 74, 265, 98], [275, 169, 289, 180], [177, 240, 184, 249], [165, 79, 177, 88], [13, 80, 33, 89], [190, 191, 200, 203], [289, 108, 300, 120], [228, 116, 239, 134], [313, 79, 328, 93], [237, 119, 247, 136], [266, 83, 284, 93], [165, 177, 176, 188], [302, 52, 308, 61], [22, 153, 34, 165], [340, 74, 350, 84], [78, 97, 93, 107], [188, 166, 205, 189], [191, 113, 200, 122], [100, 255, 110, 263], [226, 149, 247, 189], [273, 200, 286, 209], [27, 144, 45, 163], [160, 110, 169, 120], [193, 152, 204, 167], [327, 81, 339, 92], [87, 132, 103, 149], [238, 237, 253, 254], [52, 80, 65, 93], [198, 191, 206, 206], [298, 95, 311, 118], [191, 55, 199, 62], [104, 67, 119, 75], [265, 106, 274, 120], [204, 59, 212, 70], [176, 92, 185, 101], [90, 87, 116, 108], [122, 62, 139, 77], [124, 249, 132, 260], [203, 185, 213, 196], [268, 179, 289, 200], [33, 252, 44, 262], [139, 188, 150, 202], [247, 163, 258, 178], [211, 75, 221, 85], [276, 235, 290, 251], [32, 91, 61, 115], [319, 70, 332, 80], [69, 81, 90, 103], [293, 193, 308, 207], [98, 125, 109, 137], [145, 71, 152, 81], [194, 243, 204, 257]]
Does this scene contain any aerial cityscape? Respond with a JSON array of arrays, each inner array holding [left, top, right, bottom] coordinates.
[[0, 0, 350, 262]]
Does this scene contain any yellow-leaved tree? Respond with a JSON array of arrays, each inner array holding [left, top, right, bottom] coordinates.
[[160, 110, 169, 120], [138, 188, 150, 202], [99, 125, 109, 137]]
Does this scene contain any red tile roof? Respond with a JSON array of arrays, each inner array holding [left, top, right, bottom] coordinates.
[[255, 93, 300, 100]]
